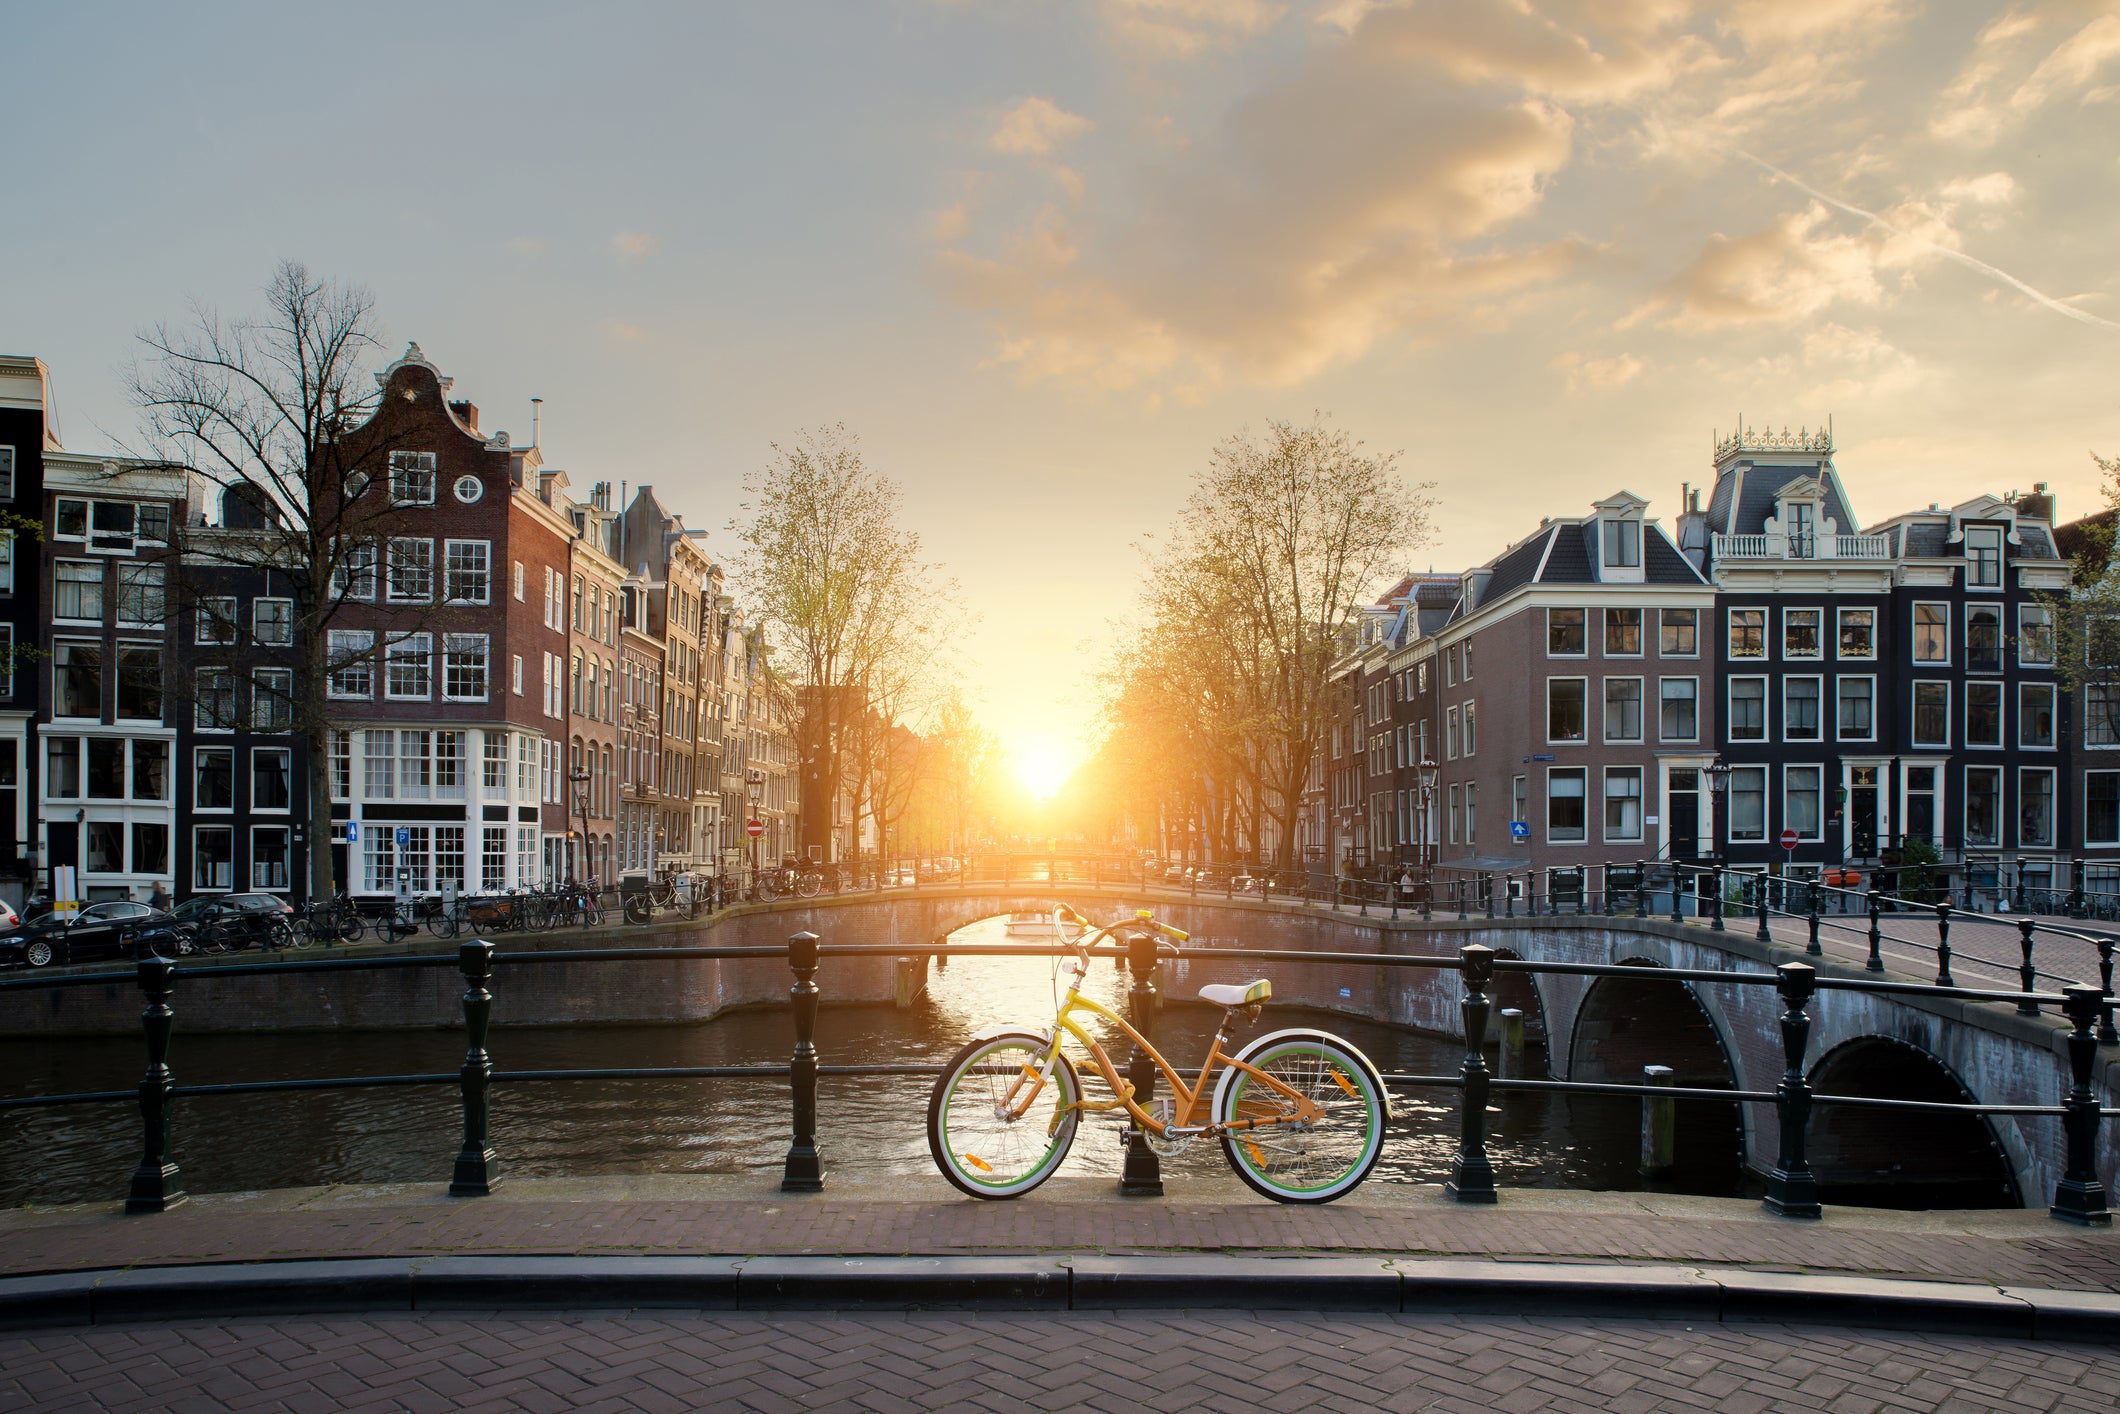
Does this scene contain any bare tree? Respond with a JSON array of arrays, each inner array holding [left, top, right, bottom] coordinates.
[[128, 261, 462, 901], [2045, 450, 2120, 751]]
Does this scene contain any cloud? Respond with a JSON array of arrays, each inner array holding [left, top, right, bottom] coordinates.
[[1934, 5, 2120, 145], [603, 320, 646, 342], [1101, 0, 1285, 56], [1552, 350, 1645, 394], [990, 98, 1095, 156], [1629, 202, 1901, 331], [927, 203, 971, 242], [609, 231, 659, 265]]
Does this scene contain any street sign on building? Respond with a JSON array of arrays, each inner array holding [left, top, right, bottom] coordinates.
[[1510, 821, 1530, 841], [346, 821, 360, 844]]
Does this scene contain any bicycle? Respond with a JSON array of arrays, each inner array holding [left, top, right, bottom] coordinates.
[[926, 906, 1390, 1205], [299, 896, 366, 947]]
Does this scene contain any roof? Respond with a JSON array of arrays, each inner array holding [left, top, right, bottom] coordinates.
[[1706, 460, 1860, 537]]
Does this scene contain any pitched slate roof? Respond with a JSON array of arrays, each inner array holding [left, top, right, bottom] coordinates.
[[1706, 461, 1859, 537]]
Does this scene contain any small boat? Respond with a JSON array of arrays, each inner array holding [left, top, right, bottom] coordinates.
[[1004, 911, 1079, 938]]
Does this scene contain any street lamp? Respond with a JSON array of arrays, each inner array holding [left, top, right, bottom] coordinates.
[[1416, 756, 1438, 914], [746, 768, 765, 885], [569, 769, 592, 885], [1705, 755, 1731, 928]]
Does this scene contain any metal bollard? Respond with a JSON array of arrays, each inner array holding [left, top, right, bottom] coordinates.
[[781, 931, 825, 1192], [449, 939, 499, 1197], [125, 955, 187, 1214], [2097, 940, 2119, 1047], [1670, 866, 1683, 925], [1635, 861, 1648, 919], [2052, 987, 2113, 1226], [1446, 944, 1498, 1203], [1497, 1008, 1524, 1080], [1865, 890, 1884, 973], [1118, 931, 1164, 1196], [2017, 920, 2040, 1016], [1806, 881, 1822, 956], [1710, 868, 1724, 932], [1756, 875, 1771, 943], [1932, 903, 1955, 987], [1762, 961, 1821, 1219], [1640, 1065, 1675, 1179]]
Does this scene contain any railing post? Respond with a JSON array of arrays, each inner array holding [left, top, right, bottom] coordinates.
[[1932, 902, 1955, 987], [781, 930, 825, 1192], [1118, 931, 1164, 1196], [1503, 876, 1514, 920], [2097, 939, 2119, 1046], [1710, 866, 1724, 931], [2017, 920, 2040, 1016], [1670, 864, 1682, 925], [125, 955, 186, 1214], [1446, 943, 1498, 1204], [449, 939, 498, 1197], [2052, 986, 2112, 1226], [1805, 881, 1822, 956], [1755, 872, 1771, 943], [1602, 863, 1615, 917], [1635, 860, 1648, 919], [1762, 961, 1822, 1219], [1865, 890, 1884, 973]]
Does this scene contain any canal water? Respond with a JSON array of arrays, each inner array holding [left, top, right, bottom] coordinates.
[[0, 917, 1740, 1206]]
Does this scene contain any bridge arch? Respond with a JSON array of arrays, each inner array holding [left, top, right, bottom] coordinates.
[[1567, 958, 1745, 1188], [1489, 949, 1551, 1072], [1806, 1036, 2021, 1210]]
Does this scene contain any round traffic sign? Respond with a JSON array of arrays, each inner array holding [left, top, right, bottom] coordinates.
[[745, 818, 766, 838], [1779, 828, 1799, 850]]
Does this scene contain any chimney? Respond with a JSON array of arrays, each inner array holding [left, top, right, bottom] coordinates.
[[449, 400, 480, 433]]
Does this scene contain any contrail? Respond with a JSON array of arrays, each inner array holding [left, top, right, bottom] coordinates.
[[1728, 145, 2120, 333]]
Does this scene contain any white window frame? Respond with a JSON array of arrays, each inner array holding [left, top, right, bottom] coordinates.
[[1603, 676, 1644, 744], [1913, 601, 1950, 664], [196, 596, 239, 646], [1546, 676, 1588, 744], [1965, 603, 2004, 674], [1727, 765, 1767, 843], [1965, 679, 2004, 750], [1964, 525, 2004, 589], [1659, 607, 1699, 657], [1727, 608, 1766, 661], [1782, 674, 1824, 743], [512, 653, 525, 696], [443, 633, 490, 703], [333, 539, 379, 600], [193, 746, 235, 813], [385, 632, 433, 701], [195, 667, 237, 731], [386, 537, 434, 603], [114, 563, 164, 629], [2018, 604, 2054, 667], [1546, 608, 1588, 659], [1602, 766, 1644, 844], [1783, 764, 1824, 842], [1836, 674, 1876, 743], [513, 560, 526, 602], [1727, 675, 1767, 743], [1782, 607, 1823, 661], [253, 597, 294, 646], [1546, 767, 1587, 844], [444, 539, 491, 605], [1603, 519, 1640, 568], [2020, 681, 2056, 750], [328, 630, 374, 699], [54, 559, 102, 624], [192, 825, 235, 893], [2087, 770, 2120, 847], [1604, 608, 1644, 658], [2020, 766, 2056, 849], [252, 668, 294, 732], [389, 450, 437, 506], [251, 746, 294, 814], [1658, 676, 1698, 743], [1964, 765, 2004, 848], [1445, 706, 1459, 759], [1912, 680, 1952, 749], [0, 445, 13, 500], [1836, 607, 1876, 660]]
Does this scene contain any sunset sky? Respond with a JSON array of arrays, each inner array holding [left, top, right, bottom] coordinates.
[[10, 2, 2118, 784]]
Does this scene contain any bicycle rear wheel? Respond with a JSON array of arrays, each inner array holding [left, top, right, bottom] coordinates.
[[927, 1032, 1080, 1199], [1213, 1031, 1387, 1204]]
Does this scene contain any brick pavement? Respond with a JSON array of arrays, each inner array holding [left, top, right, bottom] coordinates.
[[4, 1308, 2116, 1412], [3, 1178, 2116, 1294]]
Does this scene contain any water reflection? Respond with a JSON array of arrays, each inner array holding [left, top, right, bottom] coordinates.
[[0, 916, 1737, 1205]]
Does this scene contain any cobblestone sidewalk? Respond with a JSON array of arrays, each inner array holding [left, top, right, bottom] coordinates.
[[5, 1308, 2116, 1412]]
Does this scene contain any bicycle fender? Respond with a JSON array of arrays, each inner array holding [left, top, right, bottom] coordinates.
[[968, 1023, 1054, 1046], [1212, 1028, 1393, 1123]]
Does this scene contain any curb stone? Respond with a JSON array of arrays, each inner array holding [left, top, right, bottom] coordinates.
[[0, 1256, 2110, 1343]]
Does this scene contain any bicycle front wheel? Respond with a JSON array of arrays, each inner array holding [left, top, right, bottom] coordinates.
[[1213, 1030, 1388, 1204], [623, 893, 651, 925], [927, 1032, 1080, 1199]]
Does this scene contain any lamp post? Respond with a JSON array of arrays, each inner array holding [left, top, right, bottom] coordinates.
[[1417, 756, 1438, 912], [569, 769, 591, 885], [1705, 755, 1731, 927], [747, 767, 765, 888]]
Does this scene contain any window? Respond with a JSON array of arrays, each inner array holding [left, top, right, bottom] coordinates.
[[1447, 785, 1460, 844], [1727, 608, 1765, 659], [253, 669, 294, 731], [443, 634, 490, 702], [386, 634, 433, 700], [0, 446, 11, 498], [389, 450, 437, 505], [435, 731, 465, 800], [1913, 682, 1950, 747], [572, 575, 584, 631], [85, 820, 123, 874], [1512, 774, 1527, 829], [115, 564, 164, 627], [514, 560, 526, 602], [196, 668, 237, 730], [2021, 768, 2055, 848], [484, 734, 508, 790], [1837, 677, 1874, 741], [133, 823, 168, 877], [364, 731, 396, 799], [1462, 702, 1477, 755], [1658, 678, 1697, 741], [138, 503, 170, 543], [445, 540, 491, 603], [0, 531, 13, 594], [194, 748, 233, 810], [117, 648, 161, 721], [1603, 678, 1642, 742], [333, 540, 378, 599], [1906, 765, 1939, 844], [331, 730, 351, 801], [1966, 681, 2002, 747], [1965, 767, 2002, 847], [512, 654, 524, 696], [387, 537, 433, 601], [193, 827, 234, 892], [195, 597, 238, 645], [483, 827, 508, 891], [1548, 769, 1586, 842], [2090, 773, 2120, 846], [2019, 605, 2054, 666], [45, 738, 80, 798], [1785, 766, 1823, 841], [0, 624, 11, 698], [1728, 766, 1766, 842], [1966, 605, 2002, 674], [87, 738, 123, 798], [54, 560, 102, 621], [55, 498, 88, 539], [1605, 608, 1642, 656], [1547, 678, 1587, 742], [1784, 677, 1822, 741], [2020, 683, 2055, 748], [1604, 767, 1643, 842], [1728, 676, 1766, 742], [133, 741, 168, 801], [253, 598, 293, 645], [1838, 608, 1875, 659], [1461, 641, 1472, 679], [1464, 782, 1476, 845], [328, 630, 373, 698], [2089, 685, 2120, 747], [1659, 608, 1697, 656], [251, 827, 291, 890], [1783, 608, 1821, 659], [1965, 525, 2003, 587], [1602, 519, 1640, 568], [1548, 608, 1586, 656], [1914, 603, 1949, 662], [252, 748, 292, 811]]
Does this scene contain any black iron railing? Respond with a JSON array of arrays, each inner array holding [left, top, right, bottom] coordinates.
[[1, 929, 2111, 1225]]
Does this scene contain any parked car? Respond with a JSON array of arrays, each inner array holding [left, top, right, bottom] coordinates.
[[172, 892, 296, 952], [0, 902, 193, 969]]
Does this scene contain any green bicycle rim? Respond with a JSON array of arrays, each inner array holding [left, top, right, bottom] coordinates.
[[940, 1042, 1072, 1190], [1226, 1043, 1377, 1195]]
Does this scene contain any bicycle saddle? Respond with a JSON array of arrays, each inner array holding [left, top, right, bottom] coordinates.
[[1198, 979, 1271, 1007]]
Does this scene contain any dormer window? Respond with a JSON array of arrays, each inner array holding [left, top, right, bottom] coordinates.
[[1965, 525, 2003, 587], [389, 451, 437, 506], [1786, 501, 1815, 558], [1602, 519, 1640, 569]]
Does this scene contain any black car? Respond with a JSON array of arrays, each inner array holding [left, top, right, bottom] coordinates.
[[0, 902, 193, 969], [171, 892, 295, 953]]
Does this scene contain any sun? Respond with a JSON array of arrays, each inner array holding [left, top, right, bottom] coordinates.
[[1012, 740, 1075, 801]]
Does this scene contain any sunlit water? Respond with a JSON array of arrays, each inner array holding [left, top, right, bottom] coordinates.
[[0, 916, 1736, 1205]]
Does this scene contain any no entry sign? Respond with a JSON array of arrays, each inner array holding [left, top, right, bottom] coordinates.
[[745, 818, 766, 838], [1779, 828, 1799, 850]]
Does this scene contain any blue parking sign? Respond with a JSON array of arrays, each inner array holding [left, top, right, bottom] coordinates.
[[396, 826, 410, 847]]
